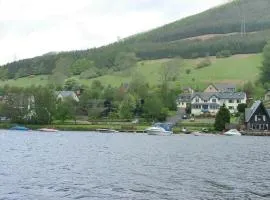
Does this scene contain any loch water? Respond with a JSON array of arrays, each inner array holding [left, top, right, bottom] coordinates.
[[0, 130, 270, 200]]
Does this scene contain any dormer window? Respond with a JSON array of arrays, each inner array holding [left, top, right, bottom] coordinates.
[[212, 99, 217, 103], [195, 97, 199, 103]]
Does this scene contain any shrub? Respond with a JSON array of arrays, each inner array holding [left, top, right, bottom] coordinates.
[[186, 69, 191, 74], [237, 103, 247, 113], [216, 50, 232, 58], [196, 58, 211, 69]]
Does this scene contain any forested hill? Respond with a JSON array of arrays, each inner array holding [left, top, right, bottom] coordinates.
[[128, 0, 270, 43], [1, 0, 270, 81]]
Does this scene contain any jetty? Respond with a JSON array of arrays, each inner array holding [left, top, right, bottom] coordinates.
[[241, 131, 270, 136]]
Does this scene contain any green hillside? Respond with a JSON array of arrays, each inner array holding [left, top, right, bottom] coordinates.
[[130, 0, 270, 43], [0, 0, 269, 83], [0, 54, 261, 90]]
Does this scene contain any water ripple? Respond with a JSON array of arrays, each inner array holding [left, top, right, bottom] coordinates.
[[0, 131, 270, 200]]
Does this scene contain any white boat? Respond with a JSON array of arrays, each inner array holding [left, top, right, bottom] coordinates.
[[192, 131, 203, 136], [96, 129, 118, 133], [181, 127, 191, 134], [224, 129, 241, 136], [145, 123, 173, 136], [38, 128, 59, 132]]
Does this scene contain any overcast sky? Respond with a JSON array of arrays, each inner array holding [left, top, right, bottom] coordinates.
[[0, 0, 226, 65]]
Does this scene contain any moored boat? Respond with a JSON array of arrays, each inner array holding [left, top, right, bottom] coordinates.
[[181, 127, 191, 134], [38, 128, 59, 132], [145, 123, 173, 136], [9, 125, 29, 131], [96, 129, 118, 133], [224, 129, 241, 136]]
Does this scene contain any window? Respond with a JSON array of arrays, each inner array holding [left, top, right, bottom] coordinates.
[[229, 100, 233, 103], [229, 106, 234, 110], [210, 105, 218, 110], [257, 115, 264, 122], [212, 99, 217, 103], [195, 97, 199, 103], [237, 100, 241, 103], [193, 105, 201, 109], [204, 100, 207, 103]]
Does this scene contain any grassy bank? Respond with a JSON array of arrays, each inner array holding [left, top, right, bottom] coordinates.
[[0, 123, 149, 132], [0, 54, 261, 89]]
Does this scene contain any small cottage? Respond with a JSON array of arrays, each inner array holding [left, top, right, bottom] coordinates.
[[56, 91, 79, 102], [245, 101, 270, 131], [204, 83, 236, 93]]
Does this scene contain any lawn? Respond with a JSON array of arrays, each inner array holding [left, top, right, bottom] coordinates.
[[85, 53, 262, 89], [0, 54, 262, 89], [0, 75, 49, 87]]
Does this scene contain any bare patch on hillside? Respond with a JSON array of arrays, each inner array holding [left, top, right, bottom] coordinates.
[[189, 53, 257, 66], [181, 32, 258, 42]]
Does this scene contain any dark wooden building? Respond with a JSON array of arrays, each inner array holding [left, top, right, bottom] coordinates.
[[245, 101, 270, 131]]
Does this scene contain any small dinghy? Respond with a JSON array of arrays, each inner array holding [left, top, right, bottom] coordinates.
[[96, 129, 118, 133], [10, 125, 29, 131], [38, 128, 59, 132], [224, 129, 241, 136]]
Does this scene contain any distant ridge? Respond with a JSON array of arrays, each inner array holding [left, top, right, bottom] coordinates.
[[1, 0, 270, 80]]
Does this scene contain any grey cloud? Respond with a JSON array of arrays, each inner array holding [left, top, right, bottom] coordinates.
[[0, 0, 226, 65]]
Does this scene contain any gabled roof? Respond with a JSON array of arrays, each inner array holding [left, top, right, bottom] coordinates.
[[191, 92, 246, 101], [192, 92, 219, 101], [55, 91, 79, 102], [214, 83, 236, 91], [178, 94, 191, 102], [245, 101, 270, 122], [56, 91, 76, 98]]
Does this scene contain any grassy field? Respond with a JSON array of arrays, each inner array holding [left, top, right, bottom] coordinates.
[[0, 54, 262, 89]]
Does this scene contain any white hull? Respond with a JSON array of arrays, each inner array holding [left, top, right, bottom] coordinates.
[[224, 132, 241, 136], [146, 127, 173, 136], [96, 129, 118, 133], [224, 129, 241, 136], [38, 128, 59, 132]]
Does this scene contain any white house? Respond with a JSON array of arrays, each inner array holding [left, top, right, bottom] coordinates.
[[56, 91, 79, 102], [177, 93, 191, 109], [191, 92, 247, 116]]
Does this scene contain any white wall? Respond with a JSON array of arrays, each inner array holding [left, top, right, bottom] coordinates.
[[191, 95, 247, 115], [177, 102, 187, 109]]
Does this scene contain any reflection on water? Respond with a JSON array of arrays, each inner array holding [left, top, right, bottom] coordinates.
[[0, 130, 270, 199]]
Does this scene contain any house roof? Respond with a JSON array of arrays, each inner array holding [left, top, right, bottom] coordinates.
[[56, 91, 77, 98], [178, 94, 191, 102], [245, 100, 270, 122], [214, 83, 236, 91], [192, 103, 220, 106], [191, 92, 246, 101]]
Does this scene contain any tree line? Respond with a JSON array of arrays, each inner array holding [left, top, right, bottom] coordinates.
[[0, 71, 180, 124]]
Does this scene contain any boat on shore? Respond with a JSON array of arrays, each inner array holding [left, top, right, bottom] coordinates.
[[96, 129, 118, 133], [224, 129, 241, 136], [192, 132, 217, 136], [9, 125, 29, 131], [145, 123, 173, 136], [181, 127, 191, 134], [38, 128, 59, 132]]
